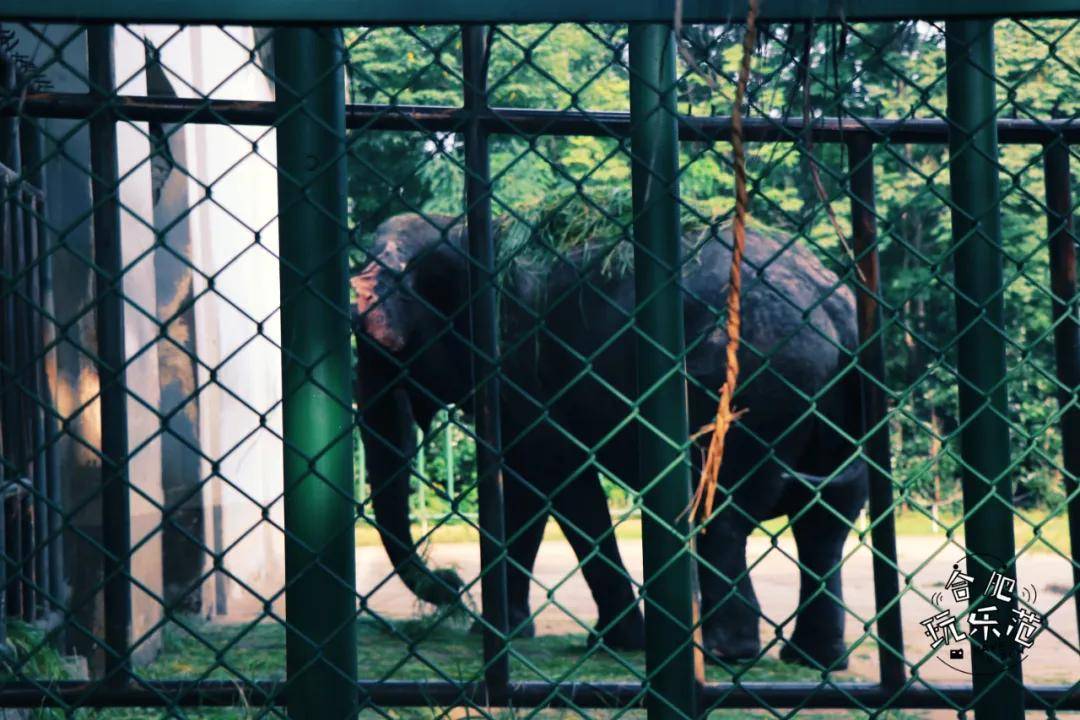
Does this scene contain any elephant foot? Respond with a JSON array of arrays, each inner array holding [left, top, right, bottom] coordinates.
[[510, 609, 537, 639], [702, 624, 760, 663], [779, 636, 848, 671], [587, 609, 646, 651], [469, 606, 536, 639]]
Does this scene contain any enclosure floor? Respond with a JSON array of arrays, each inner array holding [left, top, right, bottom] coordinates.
[[355, 534, 1078, 684]]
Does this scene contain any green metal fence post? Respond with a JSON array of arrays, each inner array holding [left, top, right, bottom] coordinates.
[[461, 23, 511, 695], [0, 48, 12, 647], [355, 429, 366, 504], [629, 22, 702, 720], [416, 428, 428, 534], [87, 24, 133, 684], [18, 120, 44, 616], [847, 135, 905, 689], [4, 112, 33, 624], [274, 26, 358, 720], [1043, 139, 1080, 636], [443, 409, 455, 503], [945, 20, 1024, 720], [0, 472, 4, 646], [23, 176, 46, 620]]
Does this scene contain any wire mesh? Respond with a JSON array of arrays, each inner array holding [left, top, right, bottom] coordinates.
[[0, 10, 1075, 720]]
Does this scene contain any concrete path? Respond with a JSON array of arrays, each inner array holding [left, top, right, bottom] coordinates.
[[357, 534, 1079, 684]]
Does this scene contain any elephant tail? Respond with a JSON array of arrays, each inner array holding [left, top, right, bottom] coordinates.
[[782, 456, 869, 521], [793, 356, 865, 477], [790, 365, 871, 517]]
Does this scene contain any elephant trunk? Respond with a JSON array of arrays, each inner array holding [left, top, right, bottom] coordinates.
[[363, 386, 463, 607]]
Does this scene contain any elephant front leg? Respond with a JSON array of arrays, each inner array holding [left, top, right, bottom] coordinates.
[[469, 450, 550, 640], [502, 463, 550, 640], [551, 475, 645, 651], [698, 514, 761, 662]]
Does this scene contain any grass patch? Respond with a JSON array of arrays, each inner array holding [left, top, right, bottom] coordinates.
[[0, 621, 71, 681], [0, 622, 73, 720], [885, 507, 1072, 555], [0, 617, 897, 718], [119, 616, 886, 719], [144, 615, 842, 685]]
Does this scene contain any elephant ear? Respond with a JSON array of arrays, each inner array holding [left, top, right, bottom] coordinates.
[[350, 265, 378, 320], [350, 261, 409, 353]]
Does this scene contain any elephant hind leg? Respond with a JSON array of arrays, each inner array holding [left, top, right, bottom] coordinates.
[[697, 445, 788, 664], [698, 509, 761, 662], [780, 465, 868, 670]]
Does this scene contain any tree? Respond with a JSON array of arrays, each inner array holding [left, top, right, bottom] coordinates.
[[346, 20, 1079, 516]]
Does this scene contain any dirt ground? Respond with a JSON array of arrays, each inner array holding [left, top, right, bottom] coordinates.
[[356, 533, 1079, 685]]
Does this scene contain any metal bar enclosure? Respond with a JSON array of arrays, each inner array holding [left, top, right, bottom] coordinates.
[[22, 123, 64, 620], [0, 679, 1076, 710], [629, 22, 702, 720], [0, 6, 1075, 719], [11, 94, 1080, 145], [461, 23, 511, 695], [945, 20, 1025, 720], [1, 0, 1078, 25], [274, 26, 359, 720]]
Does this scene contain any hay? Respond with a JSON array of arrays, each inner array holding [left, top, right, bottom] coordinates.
[[492, 186, 787, 283]]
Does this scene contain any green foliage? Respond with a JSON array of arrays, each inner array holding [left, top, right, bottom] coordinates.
[[344, 26, 463, 232], [1, 621, 69, 680], [347, 20, 1080, 518], [414, 411, 477, 522], [0, 622, 70, 719]]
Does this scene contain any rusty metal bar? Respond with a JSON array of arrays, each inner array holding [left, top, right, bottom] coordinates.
[[847, 135, 906, 689], [1044, 139, 1080, 637]]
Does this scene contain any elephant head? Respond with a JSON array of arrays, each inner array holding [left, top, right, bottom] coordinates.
[[353, 214, 446, 352]]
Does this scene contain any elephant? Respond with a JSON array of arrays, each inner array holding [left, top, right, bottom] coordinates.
[[352, 212, 869, 669]]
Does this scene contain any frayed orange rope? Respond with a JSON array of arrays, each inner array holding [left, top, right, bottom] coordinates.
[[688, 0, 759, 530]]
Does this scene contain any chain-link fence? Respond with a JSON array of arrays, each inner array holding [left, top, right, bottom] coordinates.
[[0, 3, 1077, 719]]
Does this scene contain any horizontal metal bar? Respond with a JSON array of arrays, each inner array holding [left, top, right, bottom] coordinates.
[[0, 681, 1075, 710], [0, 0, 1077, 24], [10, 92, 1080, 144]]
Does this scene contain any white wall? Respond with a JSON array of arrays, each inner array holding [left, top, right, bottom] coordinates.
[[145, 25, 285, 620], [113, 28, 165, 663], [15, 23, 166, 666]]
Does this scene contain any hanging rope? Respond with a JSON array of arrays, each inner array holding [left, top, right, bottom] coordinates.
[[688, 0, 759, 528]]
